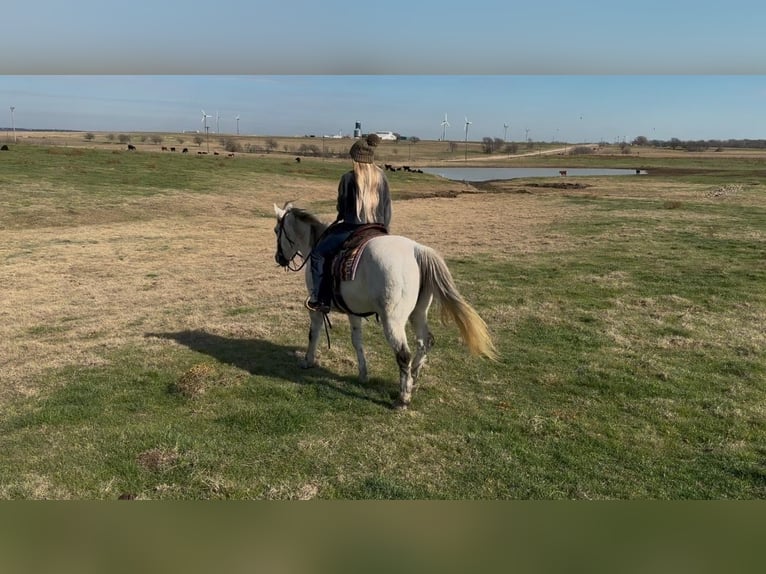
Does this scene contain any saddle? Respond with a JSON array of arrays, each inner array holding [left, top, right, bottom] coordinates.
[[326, 223, 388, 316]]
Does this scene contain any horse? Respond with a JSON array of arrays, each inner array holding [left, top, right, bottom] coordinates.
[[272, 201, 498, 409]]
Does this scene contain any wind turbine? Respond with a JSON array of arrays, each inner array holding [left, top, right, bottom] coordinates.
[[503, 122, 509, 142], [9, 106, 16, 143], [440, 113, 450, 141], [464, 116, 472, 161], [216, 111, 220, 134], [201, 109, 212, 152], [235, 115, 240, 135]]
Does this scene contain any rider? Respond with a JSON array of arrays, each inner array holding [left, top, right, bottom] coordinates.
[[305, 133, 392, 313]]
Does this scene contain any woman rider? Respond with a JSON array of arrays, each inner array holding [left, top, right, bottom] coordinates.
[[305, 133, 392, 313]]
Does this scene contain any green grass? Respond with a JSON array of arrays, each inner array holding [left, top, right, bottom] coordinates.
[[1, 144, 765, 499]]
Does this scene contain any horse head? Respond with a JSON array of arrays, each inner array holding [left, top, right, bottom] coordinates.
[[273, 202, 298, 267]]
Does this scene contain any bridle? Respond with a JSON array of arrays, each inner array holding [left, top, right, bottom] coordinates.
[[274, 207, 334, 348], [275, 211, 310, 272]]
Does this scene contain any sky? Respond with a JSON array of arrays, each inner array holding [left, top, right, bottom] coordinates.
[[2, 1, 766, 142]]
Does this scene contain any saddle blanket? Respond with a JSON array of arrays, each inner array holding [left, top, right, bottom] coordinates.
[[332, 223, 388, 283]]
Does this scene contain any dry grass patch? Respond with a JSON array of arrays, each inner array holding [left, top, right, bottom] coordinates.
[[171, 363, 218, 398], [136, 447, 182, 472]]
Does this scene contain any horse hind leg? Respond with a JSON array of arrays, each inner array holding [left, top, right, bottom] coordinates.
[[410, 300, 434, 381], [381, 316, 413, 409], [409, 294, 434, 382]]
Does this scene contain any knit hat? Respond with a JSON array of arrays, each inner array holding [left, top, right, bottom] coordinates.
[[349, 133, 381, 163]]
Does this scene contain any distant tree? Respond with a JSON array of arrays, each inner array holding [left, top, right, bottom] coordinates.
[[482, 137, 494, 154], [139, 135, 148, 143], [118, 134, 131, 144], [193, 135, 204, 147], [265, 138, 278, 152], [409, 136, 420, 144], [298, 143, 321, 156], [106, 133, 115, 142], [150, 135, 163, 145], [504, 142, 519, 154], [448, 141, 459, 152], [669, 137, 682, 150], [84, 133, 95, 141], [632, 135, 649, 146], [177, 137, 185, 145]]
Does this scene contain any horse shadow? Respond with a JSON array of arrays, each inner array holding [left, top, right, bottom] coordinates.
[[147, 330, 394, 408]]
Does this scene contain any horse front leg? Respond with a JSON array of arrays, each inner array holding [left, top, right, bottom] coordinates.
[[302, 310, 325, 368], [348, 315, 368, 382]]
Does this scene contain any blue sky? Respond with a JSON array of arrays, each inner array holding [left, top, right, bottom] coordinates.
[[3, 75, 766, 142], [2, 1, 765, 141]]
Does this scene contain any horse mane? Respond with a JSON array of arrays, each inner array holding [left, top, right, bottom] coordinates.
[[285, 204, 328, 244]]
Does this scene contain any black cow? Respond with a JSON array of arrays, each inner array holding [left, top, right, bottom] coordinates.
[[127, 144, 136, 151]]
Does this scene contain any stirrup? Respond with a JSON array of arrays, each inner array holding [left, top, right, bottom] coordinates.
[[304, 297, 331, 314]]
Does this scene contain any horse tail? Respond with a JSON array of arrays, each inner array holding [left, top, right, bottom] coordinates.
[[414, 245, 499, 361]]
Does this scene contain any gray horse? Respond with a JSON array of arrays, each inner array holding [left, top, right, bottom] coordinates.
[[273, 202, 497, 409]]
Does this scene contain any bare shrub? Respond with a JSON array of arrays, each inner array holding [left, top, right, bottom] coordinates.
[[223, 139, 243, 153]]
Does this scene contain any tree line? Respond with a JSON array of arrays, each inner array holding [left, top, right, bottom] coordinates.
[[632, 136, 766, 151]]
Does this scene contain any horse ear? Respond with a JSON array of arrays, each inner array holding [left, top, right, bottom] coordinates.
[[273, 203, 285, 219]]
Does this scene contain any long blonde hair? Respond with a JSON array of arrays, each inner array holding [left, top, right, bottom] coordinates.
[[353, 161, 384, 223]]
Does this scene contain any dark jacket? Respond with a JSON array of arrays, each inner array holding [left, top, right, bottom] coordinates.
[[335, 171, 392, 230]]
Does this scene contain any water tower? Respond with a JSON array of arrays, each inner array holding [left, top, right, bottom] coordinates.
[[353, 121, 362, 138]]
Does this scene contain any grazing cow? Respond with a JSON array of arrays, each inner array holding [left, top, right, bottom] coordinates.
[[127, 144, 136, 151], [635, 169, 641, 174], [170, 147, 176, 152], [228, 153, 235, 157], [214, 151, 219, 155], [161, 146, 168, 151], [182, 148, 188, 153], [295, 157, 301, 163], [0, 144, 8, 151], [559, 170, 567, 176]]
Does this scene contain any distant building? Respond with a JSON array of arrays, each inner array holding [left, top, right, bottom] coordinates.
[[374, 131, 397, 141]]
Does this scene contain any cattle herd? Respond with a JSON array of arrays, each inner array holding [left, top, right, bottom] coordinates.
[[384, 164, 424, 173], [111, 145, 419, 168], [128, 144, 234, 157]]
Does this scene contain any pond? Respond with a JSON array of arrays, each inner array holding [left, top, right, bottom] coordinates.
[[420, 167, 647, 182]]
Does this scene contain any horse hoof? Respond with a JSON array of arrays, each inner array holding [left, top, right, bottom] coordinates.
[[300, 359, 316, 369], [393, 400, 409, 411]]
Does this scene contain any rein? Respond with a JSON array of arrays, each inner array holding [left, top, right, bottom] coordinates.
[[276, 212, 333, 348]]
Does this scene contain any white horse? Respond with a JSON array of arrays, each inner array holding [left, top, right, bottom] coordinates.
[[273, 202, 498, 409]]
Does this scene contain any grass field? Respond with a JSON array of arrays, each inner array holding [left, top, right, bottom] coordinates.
[[1, 136, 764, 499]]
